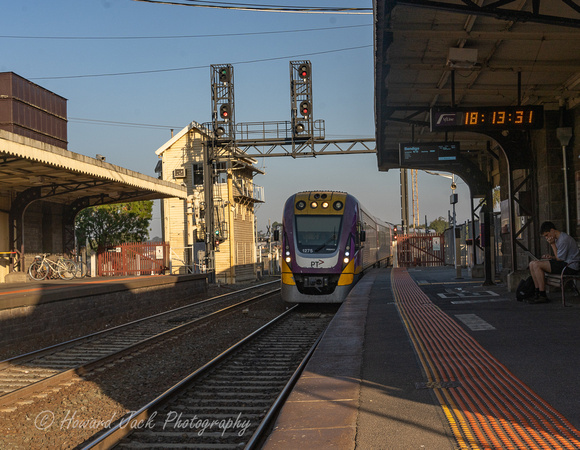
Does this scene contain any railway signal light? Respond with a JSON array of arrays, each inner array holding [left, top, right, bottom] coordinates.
[[393, 226, 398, 241], [215, 125, 226, 137], [294, 123, 305, 134], [298, 63, 310, 80], [299, 100, 311, 117], [214, 229, 222, 247], [219, 104, 231, 120], [218, 67, 231, 83]]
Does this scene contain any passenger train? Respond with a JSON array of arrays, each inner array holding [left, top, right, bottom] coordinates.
[[280, 191, 395, 303]]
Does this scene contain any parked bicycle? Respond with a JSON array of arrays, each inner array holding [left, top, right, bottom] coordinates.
[[74, 258, 89, 278], [28, 254, 77, 281], [68, 249, 89, 278]]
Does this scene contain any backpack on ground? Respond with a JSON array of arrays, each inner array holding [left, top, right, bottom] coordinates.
[[516, 276, 535, 301]]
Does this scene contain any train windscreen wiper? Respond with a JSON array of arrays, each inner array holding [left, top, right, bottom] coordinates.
[[313, 230, 337, 253]]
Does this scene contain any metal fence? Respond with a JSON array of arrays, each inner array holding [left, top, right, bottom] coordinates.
[[98, 242, 170, 276], [442, 215, 503, 275], [397, 234, 446, 267]]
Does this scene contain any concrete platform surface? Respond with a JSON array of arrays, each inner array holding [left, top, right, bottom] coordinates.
[[264, 266, 580, 449]]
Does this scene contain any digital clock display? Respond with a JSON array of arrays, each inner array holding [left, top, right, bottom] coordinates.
[[431, 105, 544, 131]]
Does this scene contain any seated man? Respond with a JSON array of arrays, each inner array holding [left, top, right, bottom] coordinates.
[[528, 221, 580, 303]]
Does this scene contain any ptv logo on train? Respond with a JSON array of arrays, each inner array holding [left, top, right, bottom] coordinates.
[[310, 260, 325, 268]]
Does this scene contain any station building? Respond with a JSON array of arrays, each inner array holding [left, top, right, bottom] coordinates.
[[0, 72, 264, 285], [0, 72, 186, 283], [154, 123, 264, 283]]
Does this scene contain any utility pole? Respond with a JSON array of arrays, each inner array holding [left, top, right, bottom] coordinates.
[[268, 219, 272, 275], [203, 143, 215, 283], [450, 175, 462, 279], [412, 169, 419, 233], [557, 126, 573, 234], [400, 169, 409, 236]]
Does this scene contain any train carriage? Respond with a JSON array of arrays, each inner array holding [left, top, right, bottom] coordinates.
[[281, 191, 394, 303]]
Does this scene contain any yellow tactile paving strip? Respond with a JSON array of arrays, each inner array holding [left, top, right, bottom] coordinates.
[[392, 268, 580, 449]]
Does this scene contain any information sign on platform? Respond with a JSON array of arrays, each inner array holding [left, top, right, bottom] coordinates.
[[399, 142, 460, 167], [433, 237, 441, 251]]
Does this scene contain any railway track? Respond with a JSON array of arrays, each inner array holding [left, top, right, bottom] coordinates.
[[0, 281, 279, 409], [83, 306, 336, 449]]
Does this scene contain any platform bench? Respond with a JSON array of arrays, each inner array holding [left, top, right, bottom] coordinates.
[[545, 266, 580, 307]]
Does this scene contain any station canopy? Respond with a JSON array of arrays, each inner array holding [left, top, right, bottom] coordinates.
[[0, 130, 186, 206], [375, 0, 580, 171]]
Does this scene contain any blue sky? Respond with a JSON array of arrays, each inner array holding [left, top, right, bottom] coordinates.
[[2, 0, 472, 236]]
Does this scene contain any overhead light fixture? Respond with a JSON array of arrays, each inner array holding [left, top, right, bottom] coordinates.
[[28, 176, 45, 185], [557, 127, 573, 147], [447, 47, 479, 69]]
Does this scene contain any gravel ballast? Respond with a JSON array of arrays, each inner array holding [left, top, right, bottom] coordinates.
[[0, 290, 289, 449]]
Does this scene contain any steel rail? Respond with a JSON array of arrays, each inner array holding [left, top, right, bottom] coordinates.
[[82, 305, 333, 449], [82, 305, 299, 449], [0, 281, 279, 408], [244, 327, 325, 449], [0, 279, 279, 370]]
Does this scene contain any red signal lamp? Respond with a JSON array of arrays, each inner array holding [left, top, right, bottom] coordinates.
[[300, 100, 311, 117], [219, 104, 230, 120], [298, 64, 310, 80]]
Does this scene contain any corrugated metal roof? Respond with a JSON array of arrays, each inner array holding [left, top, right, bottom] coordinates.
[[375, 0, 580, 169], [0, 130, 187, 203]]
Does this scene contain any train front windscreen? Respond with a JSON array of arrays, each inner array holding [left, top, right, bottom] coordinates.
[[295, 215, 342, 254]]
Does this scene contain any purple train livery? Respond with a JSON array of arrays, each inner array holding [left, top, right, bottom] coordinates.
[[281, 191, 394, 303]]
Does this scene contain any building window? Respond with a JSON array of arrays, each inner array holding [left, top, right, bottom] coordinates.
[[193, 164, 204, 186], [213, 162, 227, 184]]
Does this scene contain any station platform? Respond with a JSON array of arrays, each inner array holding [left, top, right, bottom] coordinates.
[[0, 273, 206, 311], [0, 273, 207, 360], [265, 266, 580, 449]]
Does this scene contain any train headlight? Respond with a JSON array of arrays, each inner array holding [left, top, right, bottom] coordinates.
[[311, 202, 318, 209], [343, 257, 350, 264], [345, 251, 350, 257], [296, 201, 306, 210], [286, 251, 290, 256], [333, 201, 344, 211], [322, 202, 329, 209], [285, 257, 292, 263]]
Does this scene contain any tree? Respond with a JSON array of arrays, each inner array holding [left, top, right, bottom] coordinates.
[[75, 201, 153, 251], [429, 216, 449, 235]]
